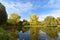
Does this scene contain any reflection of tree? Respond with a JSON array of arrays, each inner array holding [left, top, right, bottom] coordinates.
[[0, 28, 9, 40], [21, 19, 30, 32], [56, 17, 60, 32], [7, 13, 20, 40], [30, 14, 39, 40], [7, 13, 21, 30], [44, 27, 58, 40], [42, 16, 58, 40]]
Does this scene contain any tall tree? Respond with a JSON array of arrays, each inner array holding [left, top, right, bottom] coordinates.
[[30, 14, 39, 26], [44, 16, 57, 27], [8, 13, 20, 25], [0, 3, 8, 40], [44, 16, 58, 40], [30, 14, 39, 40], [7, 13, 21, 40], [7, 13, 21, 30], [0, 3, 7, 25]]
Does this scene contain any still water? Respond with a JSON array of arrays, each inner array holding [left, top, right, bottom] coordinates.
[[18, 30, 60, 40]]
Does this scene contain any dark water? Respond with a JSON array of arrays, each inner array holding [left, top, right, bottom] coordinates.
[[18, 30, 60, 40]]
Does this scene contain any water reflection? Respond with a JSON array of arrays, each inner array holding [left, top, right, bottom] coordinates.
[[18, 31, 30, 40], [19, 30, 59, 40], [57, 33, 60, 40]]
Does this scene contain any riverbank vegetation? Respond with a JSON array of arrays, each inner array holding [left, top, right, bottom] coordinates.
[[0, 3, 60, 40]]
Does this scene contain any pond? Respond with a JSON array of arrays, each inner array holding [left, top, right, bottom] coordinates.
[[18, 30, 60, 40]]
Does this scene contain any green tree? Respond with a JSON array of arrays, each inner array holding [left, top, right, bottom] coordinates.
[[44, 16, 58, 40], [30, 14, 39, 40], [0, 3, 8, 40], [17, 21, 23, 31], [22, 19, 30, 32], [0, 28, 9, 40], [7, 13, 21, 40], [30, 14, 39, 26], [56, 17, 60, 25], [56, 17, 60, 32], [0, 3, 7, 25], [44, 16, 57, 27], [22, 19, 30, 26], [8, 13, 20, 25], [7, 13, 21, 31]]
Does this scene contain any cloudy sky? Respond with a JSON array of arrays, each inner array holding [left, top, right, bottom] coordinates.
[[0, 0, 60, 21]]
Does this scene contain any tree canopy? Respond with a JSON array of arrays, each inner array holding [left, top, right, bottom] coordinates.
[[44, 16, 57, 27], [7, 13, 20, 25], [30, 14, 39, 26], [0, 3, 7, 25], [43, 16, 58, 40]]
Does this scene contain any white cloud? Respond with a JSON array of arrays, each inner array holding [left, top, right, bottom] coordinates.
[[43, 0, 60, 8], [48, 0, 55, 5], [39, 10, 60, 21], [0, 0, 2, 2], [47, 10, 60, 18], [0, 0, 60, 21], [0, 1, 33, 21], [38, 0, 60, 21], [14, 2, 33, 12], [1, 1, 33, 13], [21, 10, 60, 21]]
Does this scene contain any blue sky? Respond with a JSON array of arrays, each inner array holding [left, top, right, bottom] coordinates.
[[0, 0, 60, 21]]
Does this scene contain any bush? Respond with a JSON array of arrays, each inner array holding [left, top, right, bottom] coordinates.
[[0, 28, 9, 40]]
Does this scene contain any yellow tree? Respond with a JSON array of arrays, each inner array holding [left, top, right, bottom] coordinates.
[[44, 16, 58, 40], [56, 17, 60, 25], [30, 14, 39, 40], [7, 13, 20, 40], [56, 17, 60, 32], [7, 13, 21, 31], [8, 13, 20, 25]]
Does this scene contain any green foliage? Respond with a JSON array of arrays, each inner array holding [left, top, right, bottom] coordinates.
[[46, 27, 58, 39], [21, 20, 30, 32], [5, 14, 60, 40], [22, 19, 30, 26], [6, 30, 18, 40], [0, 28, 9, 40], [56, 17, 60, 25], [8, 13, 20, 25], [7, 13, 21, 31], [56, 25, 60, 32], [41, 16, 58, 39], [0, 3, 7, 25], [30, 14, 39, 40], [30, 14, 39, 25], [17, 21, 23, 31], [22, 27, 30, 33], [44, 16, 57, 27]]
